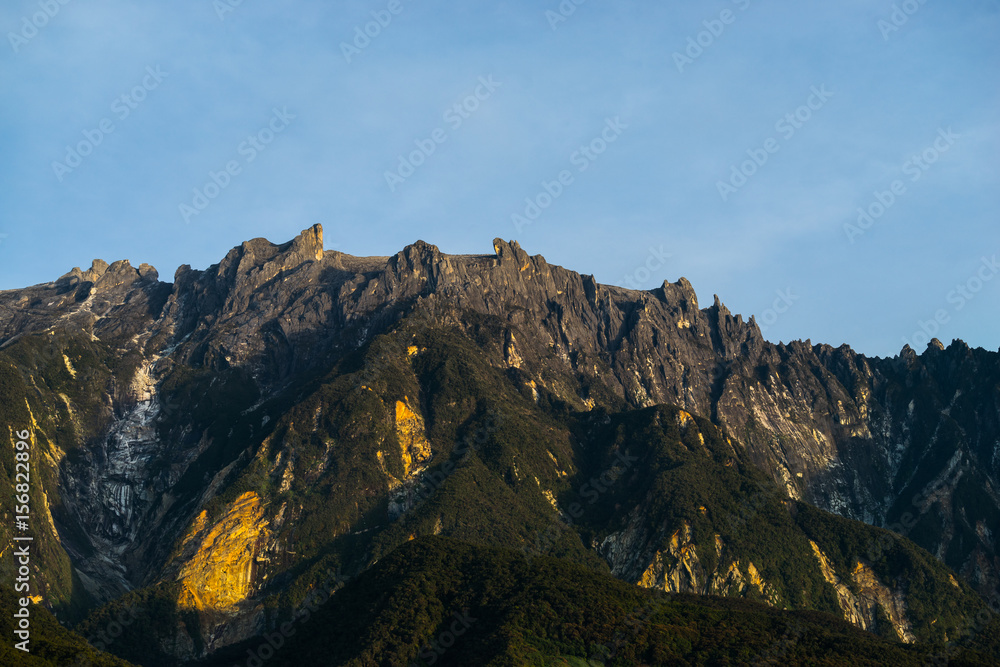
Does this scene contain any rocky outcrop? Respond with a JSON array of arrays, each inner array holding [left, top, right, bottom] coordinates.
[[176, 492, 269, 612], [394, 398, 432, 477], [59, 355, 165, 600], [633, 522, 782, 606], [637, 522, 703, 594], [0, 226, 995, 661], [808, 540, 915, 642]]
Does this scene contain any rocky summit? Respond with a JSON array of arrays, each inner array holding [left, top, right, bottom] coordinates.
[[0, 225, 998, 666]]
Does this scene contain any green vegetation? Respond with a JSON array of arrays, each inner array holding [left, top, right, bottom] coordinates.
[[3, 312, 996, 665], [106, 313, 996, 664], [0, 587, 134, 666], [795, 501, 986, 643], [201, 537, 999, 666], [72, 583, 191, 667], [0, 331, 121, 620]]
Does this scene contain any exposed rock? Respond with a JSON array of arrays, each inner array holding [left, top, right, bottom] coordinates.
[[636, 523, 781, 606], [176, 491, 269, 612], [638, 522, 703, 593], [808, 540, 915, 642], [0, 226, 996, 661], [394, 398, 432, 477]]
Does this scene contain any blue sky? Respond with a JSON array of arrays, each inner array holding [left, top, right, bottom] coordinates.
[[1, 0, 997, 357]]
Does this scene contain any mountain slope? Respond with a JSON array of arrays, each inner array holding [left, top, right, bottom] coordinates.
[[0, 587, 135, 666], [199, 536, 998, 667], [0, 225, 997, 663], [6, 304, 991, 663]]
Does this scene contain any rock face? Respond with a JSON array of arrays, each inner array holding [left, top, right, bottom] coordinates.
[[176, 491, 269, 612], [634, 522, 780, 606], [809, 540, 916, 643], [0, 225, 996, 661], [394, 398, 432, 477]]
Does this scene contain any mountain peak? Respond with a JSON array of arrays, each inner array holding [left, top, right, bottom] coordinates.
[[215, 224, 325, 284], [660, 277, 699, 310], [291, 223, 324, 262], [492, 237, 532, 269]]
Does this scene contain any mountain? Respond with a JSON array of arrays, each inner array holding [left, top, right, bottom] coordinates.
[[199, 537, 999, 666], [0, 225, 997, 664], [0, 587, 133, 666]]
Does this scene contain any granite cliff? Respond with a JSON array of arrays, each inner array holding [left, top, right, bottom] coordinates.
[[0, 225, 996, 663]]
